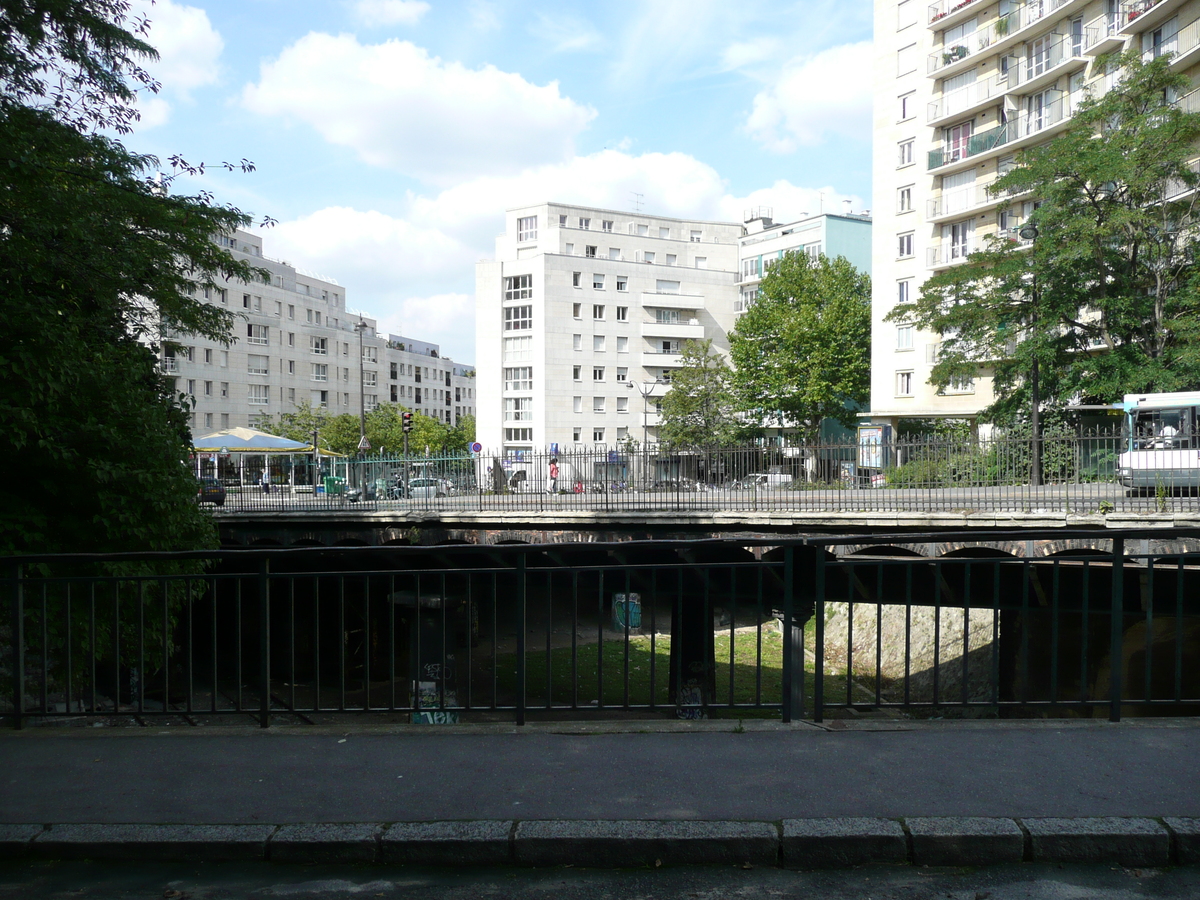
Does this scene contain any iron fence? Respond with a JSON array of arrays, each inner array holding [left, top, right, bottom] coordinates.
[[4, 528, 1199, 727], [199, 429, 1196, 515]]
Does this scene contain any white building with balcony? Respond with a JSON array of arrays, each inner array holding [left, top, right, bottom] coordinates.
[[870, 0, 1200, 427], [475, 203, 742, 452], [165, 230, 476, 437]]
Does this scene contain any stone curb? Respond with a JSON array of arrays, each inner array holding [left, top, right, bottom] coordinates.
[[2, 818, 1195, 867]]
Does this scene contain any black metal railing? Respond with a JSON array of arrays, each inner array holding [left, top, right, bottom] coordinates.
[[197, 429, 1199, 516], [4, 528, 1199, 727]]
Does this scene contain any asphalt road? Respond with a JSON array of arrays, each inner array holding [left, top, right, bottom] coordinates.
[[2, 860, 1197, 900], [3, 722, 1199, 825]]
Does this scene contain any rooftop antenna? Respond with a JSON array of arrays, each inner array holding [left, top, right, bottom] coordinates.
[[819, 191, 825, 214], [631, 191, 644, 214]]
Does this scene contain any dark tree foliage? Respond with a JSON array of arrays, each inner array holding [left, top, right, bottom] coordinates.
[[657, 339, 743, 447], [889, 53, 1200, 423], [0, 1, 264, 555]]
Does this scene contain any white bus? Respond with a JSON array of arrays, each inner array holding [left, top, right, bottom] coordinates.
[[1118, 391, 1200, 490]]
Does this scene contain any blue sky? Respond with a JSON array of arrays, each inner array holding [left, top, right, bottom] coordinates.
[[128, 0, 874, 364]]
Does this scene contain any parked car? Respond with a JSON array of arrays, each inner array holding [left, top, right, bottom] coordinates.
[[196, 477, 226, 506], [732, 473, 792, 490], [408, 477, 449, 499]]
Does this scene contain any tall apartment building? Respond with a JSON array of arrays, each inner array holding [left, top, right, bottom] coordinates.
[[869, 0, 1198, 428], [476, 204, 742, 452], [737, 209, 873, 315], [165, 230, 475, 436]]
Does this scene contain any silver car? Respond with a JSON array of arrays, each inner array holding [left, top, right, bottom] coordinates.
[[407, 477, 450, 499]]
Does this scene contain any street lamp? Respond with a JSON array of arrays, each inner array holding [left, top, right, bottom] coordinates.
[[628, 379, 663, 489], [1018, 222, 1042, 487], [354, 318, 368, 447]]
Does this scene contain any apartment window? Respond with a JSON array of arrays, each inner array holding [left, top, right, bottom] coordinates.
[[186, 379, 195, 395], [390, 385, 398, 402], [505, 428, 533, 443], [572, 272, 581, 288], [505, 367, 533, 391], [615, 306, 627, 321], [220, 350, 228, 367], [666, 253, 677, 266], [243, 293, 251, 309], [593, 304, 605, 320], [656, 226, 668, 239], [579, 217, 590, 230], [287, 333, 295, 348], [362, 346, 377, 363], [896, 371, 914, 396], [559, 214, 567, 226], [204, 413, 213, 428], [287, 360, 295, 375], [943, 120, 973, 163], [573, 334, 582, 351], [616, 367, 628, 382], [504, 336, 532, 362], [736, 288, 758, 312], [616, 396, 628, 413], [566, 243, 575, 255], [288, 305, 295, 319], [504, 397, 532, 421], [573, 365, 582, 380], [311, 390, 328, 408], [573, 396, 583, 413], [943, 375, 976, 394], [274, 301, 282, 317], [656, 308, 681, 324], [572, 302, 582, 319], [310, 336, 327, 355], [593, 428, 605, 442], [897, 0, 917, 29], [311, 363, 328, 382], [896, 324, 914, 350], [204, 348, 213, 364], [616, 277, 627, 292], [602, 220, 613, 232], [247, 354, 269, 375], [897, 43, 916, 76], [643, 251, 656, 264], [593, 397, 605, 412], [517, 215, 537, 241], [898, 233, 914, 258], [616, 426, 628, 440], [364, 371, 377, 387], [608, 247, 620, 260], [593, 273, 605, 290], [504, 305, 533, 331], [220, 382, 228, 398], [585, 245, 597, 258], [898, 279, 911, 305], [593, 366, 605, 381], [689, 230, 701, 242], [897, 186, 913, 213], [898, 139, 914, 167], [247, 384, 269, 406], [899, 91, 915, 121], [637, 223, 649, 235], [573, 427, 582, 442], [220, 413, 230, 428], [593, 335, 606, 352], [204, 380, 212, 396], [616, 336, 628, 352], [390, 362, 398, 379], [656, 279, 681, 293], [694, 257, 707, 269], [504, 275, 532, 301], [742, 258, 760, 279]]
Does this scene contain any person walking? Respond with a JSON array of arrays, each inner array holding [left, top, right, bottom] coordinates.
[[260, 468, 271, 494], [548, 457, 559, 494]]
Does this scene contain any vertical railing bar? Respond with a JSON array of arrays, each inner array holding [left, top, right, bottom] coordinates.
[[89, 582, 97, 717], [1110, 537, 1125, 723], [754, 566, 763, 708], [363, 573, 373, 713], [571, 570, 579, 710], [40, 583, 48, 716], [781, 549, 793, 723], [515, 552, 526, 726], [491, 572, 498, 710], [64, 582, 73, 719], [991, 561, 1001, 708], [904, 564, 912, 709], [813, 548, 824, 722], [259, 558, 270, 729], [413, 573, 421, 715], [623, 568, 631, 710], [1051, 559, 1060, 705], [136, 580, 145, 716], [210, 574, 218, 714], [596, 569, 605, 709], [313, 576, 321, 713], [1174, 558, 1184, 705], [337, 573, 346, 712], [674, 568, 683, 718], [727, 565, 737, 708], [649, 568, 659, 710], [875, 563, 884, 708], [461, 573, 469, 713], [932, 561, 941, 709], [546, 571, 554, 710], [1143, 555, 1154, 704], [11, 564, 24, 729], [186, 577, 195, 715], [845, 562, 854, 709], [961, 561, 971, 708], [388, 573, 396, 712], [235, 577, 243, 712], [113, 582, 121, 717], [288, 577, 296, 714], [1079, 560, 1090, 707], [1019, 557, 1030, 709]]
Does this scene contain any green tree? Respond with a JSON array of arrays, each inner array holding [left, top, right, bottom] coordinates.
[[1, 1, 266, 556], [728, 253, 871, 444], [889, 53, 1200, 423], [657, 339, 741, 447]]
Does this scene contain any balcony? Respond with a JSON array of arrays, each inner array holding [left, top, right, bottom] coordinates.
[[928, 240, 977, 269], [161, 358, 179, 374], [927, 29, 992, 76], [640, 291, 704, 310], [928, 0, 983, 28], [642, 351, 685, 367], [929, 0, 1091, 68], [928, 78, 999, 125], [927, 179, 1010, 221], [1001, 33, 1087, 94], [1084, 12, 1124, 55], [928, 122, 1011, 170], [639, 320, 705, 341], [1119, 0, 1182, 36], [1143, 14, 1200, 70]]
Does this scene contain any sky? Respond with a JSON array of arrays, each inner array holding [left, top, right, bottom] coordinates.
[[127, 0, 875, 365]]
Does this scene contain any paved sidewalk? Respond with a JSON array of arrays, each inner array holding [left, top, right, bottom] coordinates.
[[2, 719, 1198, 867]]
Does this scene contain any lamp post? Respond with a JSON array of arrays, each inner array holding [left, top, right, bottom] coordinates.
[[628, 379, 662, 488], [1018, 222, 1041, 487]]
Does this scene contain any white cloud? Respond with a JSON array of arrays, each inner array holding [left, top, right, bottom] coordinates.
[[744, 41, 873, 152], [241, 33, 596, 185], [719, 37, 780, 71], [130, 0, 222, 127], [351, 0, 429, 26], [266, 151, 864, 364]]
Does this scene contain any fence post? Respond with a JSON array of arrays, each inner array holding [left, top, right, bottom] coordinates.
[[1109, 536, 1124, 723], [782, 547, 795, 723], [516, 551, 526, 726], [259, 557, 271, 729], [814, 550, 825, 723], [10, 563, 23, 730]]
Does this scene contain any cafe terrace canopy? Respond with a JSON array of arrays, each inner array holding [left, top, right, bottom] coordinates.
[[192, 426, 312, 453]]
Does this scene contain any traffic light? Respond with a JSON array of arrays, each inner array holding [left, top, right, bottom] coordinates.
[[402, 411, 413, 433]]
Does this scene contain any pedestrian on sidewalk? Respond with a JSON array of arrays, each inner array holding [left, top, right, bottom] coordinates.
[[548, 457, 559, 494]]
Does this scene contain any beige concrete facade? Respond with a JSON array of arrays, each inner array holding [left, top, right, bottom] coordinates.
[[870, 0, 1200, 427]]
